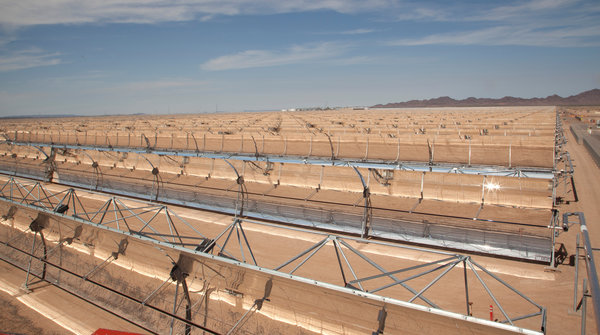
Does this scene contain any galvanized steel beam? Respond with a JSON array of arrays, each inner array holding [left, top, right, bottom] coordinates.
[[2, 140, 555, 179]]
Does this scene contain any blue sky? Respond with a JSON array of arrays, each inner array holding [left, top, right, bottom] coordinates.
[[0, 0, 599, 116]]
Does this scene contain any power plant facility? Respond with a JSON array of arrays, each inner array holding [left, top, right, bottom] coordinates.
[[0, 106, 599, 335]]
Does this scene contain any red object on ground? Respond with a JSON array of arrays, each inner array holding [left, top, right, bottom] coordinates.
[[92, 329, 145, 335], [489, 304, 494, 321]]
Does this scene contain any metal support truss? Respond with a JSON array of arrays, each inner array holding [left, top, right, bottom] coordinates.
[[203, 218, 257, 265], [273, 234, 439, 308], [553, 150, 576, 205], [226, 279, 272, 335], [0, 133, 558, 261], [0, 175, 547, 333], [0, 160, 555, 263], [169, 261, 193, 335], [134, 152, 162, 201], [1, 139, 554, 179], [352, 166, 371, 238], [80, 151, 102, 190], [43, 147, 56, 182], [83, 238, 128, 280], [0, 242, 219, 335], [552, 110, 577, 207], [546, 210, 562, 269], [23, 219, 43, 290], [223, 159, 248, 219]]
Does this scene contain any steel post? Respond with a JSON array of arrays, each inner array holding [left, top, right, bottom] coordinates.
[[23, 231, 37, 290], [574, 233, 580, 311], [582, 278, 588, 335], [464, 259, 471, 316]]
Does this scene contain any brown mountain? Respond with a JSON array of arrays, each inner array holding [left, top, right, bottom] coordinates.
[[371, 88, 600, 108]]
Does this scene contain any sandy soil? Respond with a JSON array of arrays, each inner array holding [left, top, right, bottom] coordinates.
[[0, 289, 65, 335], [0, 260, 148, 335]]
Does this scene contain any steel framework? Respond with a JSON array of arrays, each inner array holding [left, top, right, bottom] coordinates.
[[0, 119, 560, 264], [0, 148, 555, 262], [0, 175, 547, 333], [1, 139, 555, 179], [545, 109, 577, 268]]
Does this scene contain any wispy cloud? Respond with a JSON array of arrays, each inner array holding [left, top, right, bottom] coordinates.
[[0, 0, 396, 27], [395, 6, 449, 21], [0, 47, 62, 72], [393, 0, 581, 23], [389, 23, 600, 47], [1, 0, 596, 30], [339, 28, 377, 35], [201, 42, 347, 71], [390, 21, 600, 47], [4, 0, 596, 50], [313, 28, 379, 36], [389, 0, 600, 47], [479, 0, 578, 21]]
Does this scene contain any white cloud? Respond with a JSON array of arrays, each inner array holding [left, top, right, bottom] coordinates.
[[0, 0, 397, 27], [2, 0, 596, 50], [0, 48, 62, 72], [393, 0, 581, 22], [339, 28, 377, 35], [313, 28, 379, 36], [389, 22, 600, 47], [480, 0, 578, 21], [0, 0, 595, 29], [390, 26, 512, 46], [388, 0, 600, 47], [200, 42, 347, 71], [396, 6, 449, 21]]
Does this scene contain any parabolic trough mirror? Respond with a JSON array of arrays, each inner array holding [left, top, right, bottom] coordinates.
[[0, 175, 546, 334], [0, 107, 570, 334]]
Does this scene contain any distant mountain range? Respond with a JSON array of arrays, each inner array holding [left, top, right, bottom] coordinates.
[[372, 88, 600, 108]]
